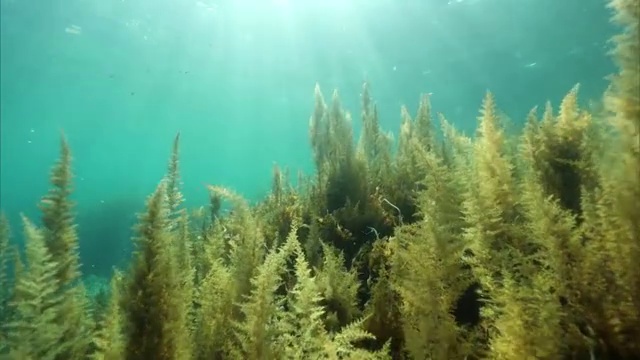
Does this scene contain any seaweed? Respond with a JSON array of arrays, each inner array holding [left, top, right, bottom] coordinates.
[[0, 213, 12, 352], [120, 180, 192, 360], [0, 0, 638, 358], [5, 215, 65, 359]]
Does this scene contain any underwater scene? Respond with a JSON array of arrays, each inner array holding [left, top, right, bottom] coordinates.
[[0, 0, 639, 358]]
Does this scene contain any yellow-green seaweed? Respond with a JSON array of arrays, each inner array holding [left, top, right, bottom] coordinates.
[[0, 1, 638, 359]]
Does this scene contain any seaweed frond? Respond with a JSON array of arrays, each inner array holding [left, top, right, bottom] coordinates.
[[316, 241, 361, 331], [278, 238, 330, 358], [520, 86, 596, 217], [390, 143, 474, 360], [606, 0, 640, 138], [286, 237, 391, 359], [310, 83, 329, 172], [232, 222, 299, 359], [520, 161, 587, 355], [413, 93, 435, 151], [38, 132, 81, 286], [463, 92, 521, 286], [257, 164, 302, 250], [207, 185, 267, 301], [91, 270, 125, 360], [193, 250, 236, 359], [0, 212, 12, 350], [487, 272, 565, 359], [305, 84, 388, 265], [328, 313, 392, 359], [121, 180, 192, 360], [5, 215, 65, 359], [166, 132, 185, 224], [473, 91, 517, 213], [357, 82, 394, 187], [570, 1, 640, 356], [37, 133, 93, 358]]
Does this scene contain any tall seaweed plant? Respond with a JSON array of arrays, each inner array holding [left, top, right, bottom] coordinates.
[[0, 0, 637, 359]]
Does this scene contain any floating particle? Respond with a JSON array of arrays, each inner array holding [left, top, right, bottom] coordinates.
[[65, 24, 82, 35]]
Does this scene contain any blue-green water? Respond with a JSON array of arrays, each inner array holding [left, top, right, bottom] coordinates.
[[0, 0, 618, 277]]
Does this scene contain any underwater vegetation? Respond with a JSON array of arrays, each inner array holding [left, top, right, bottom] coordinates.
[[0, 0, 638, 359]]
